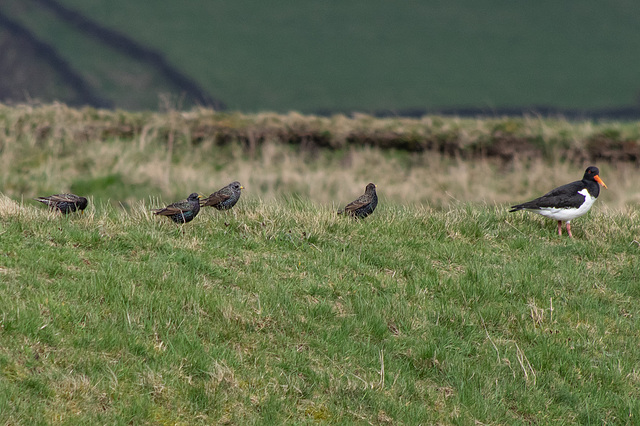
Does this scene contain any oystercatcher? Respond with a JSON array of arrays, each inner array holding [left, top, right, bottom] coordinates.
[[509, 166, 607, 237]]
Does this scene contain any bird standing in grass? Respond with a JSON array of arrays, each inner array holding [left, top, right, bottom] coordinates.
[[35, 193, 88, 215], [153, 193, 203, 224], [339, 183, 378, 219], [509, 166, 607, 238], [201, 181, 244, 211]]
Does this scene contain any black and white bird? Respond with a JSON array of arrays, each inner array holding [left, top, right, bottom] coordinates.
[[509, 166, 607, 238]]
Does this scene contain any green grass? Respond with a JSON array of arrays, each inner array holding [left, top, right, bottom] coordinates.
[[3, 0, 640, 111], [1, 104, 640, 422], [2, 0, 175, 110], [1, 195, 640, 423]]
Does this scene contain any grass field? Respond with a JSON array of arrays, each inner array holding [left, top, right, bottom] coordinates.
[[1, 104, 640, 423], [3, 0, 640, 111], [1, 195, 640, 424]]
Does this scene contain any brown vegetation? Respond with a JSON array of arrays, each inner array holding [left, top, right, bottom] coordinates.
[[1, 103, 639, 210], [2, 104, 640, 162]]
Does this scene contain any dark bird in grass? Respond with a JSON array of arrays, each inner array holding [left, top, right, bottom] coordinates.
[[509, 166, 607, 238], [201, 181, 244, 211], [338, 183, 378, 219], [153, 193, 203, 224], [35, 193, 88, 214]]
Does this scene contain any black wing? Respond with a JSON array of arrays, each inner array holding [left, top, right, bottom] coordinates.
[[343, 195, 370, 214], [153, 200, 192, 216], [512, 181, 586, 210], [201, 191, 230, 207]]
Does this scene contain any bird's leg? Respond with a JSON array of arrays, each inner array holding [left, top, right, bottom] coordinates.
[[566, 222, 573, 238], [557, 221, 563, 236]]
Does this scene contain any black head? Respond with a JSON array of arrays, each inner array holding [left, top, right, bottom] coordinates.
[[187, 193, 201, 201], [77, 197, 89, 211], [583, 166, 607, 188], [230, 181, 244, 192], [365, 183, 377, 193], [584, 166, 599, 178]]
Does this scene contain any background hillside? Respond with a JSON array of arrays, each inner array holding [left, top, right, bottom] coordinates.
[[1, 0, 640, 115]]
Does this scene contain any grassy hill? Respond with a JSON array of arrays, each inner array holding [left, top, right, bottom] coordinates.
[[2, 0, 640, 112], [1, 104, 640, 423], [2, 196, 640, 424]]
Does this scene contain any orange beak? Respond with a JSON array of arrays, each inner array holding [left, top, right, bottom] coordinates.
[[594, 175, 607, 189]]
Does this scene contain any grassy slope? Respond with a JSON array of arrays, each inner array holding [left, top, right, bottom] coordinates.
[[1, 197, 640, 424], [1, 106, 640, 423], [5, 0, 640, 111]]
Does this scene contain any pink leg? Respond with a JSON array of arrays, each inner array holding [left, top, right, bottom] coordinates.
[[557, 221, 563, 236], [566, 222, 573, 238]]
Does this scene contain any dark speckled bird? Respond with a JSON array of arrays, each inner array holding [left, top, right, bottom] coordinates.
[[35, 193, 88, 214], [153, 193, 203, 224], [338, 183, 378, 219], [201, 181, 244, 211]]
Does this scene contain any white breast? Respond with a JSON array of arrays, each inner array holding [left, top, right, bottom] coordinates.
[[530, 189, 597, 222]]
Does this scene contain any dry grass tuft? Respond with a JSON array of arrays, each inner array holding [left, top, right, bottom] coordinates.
[[0, 194, 22, 217]]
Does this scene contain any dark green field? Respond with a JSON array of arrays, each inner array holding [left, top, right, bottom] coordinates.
[[2, 0, 640, 112]]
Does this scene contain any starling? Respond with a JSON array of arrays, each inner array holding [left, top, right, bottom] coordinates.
[[153, 193, 203, 224], [35, 193, 88, 214], [339, 183, 378, 219], [509, 166, 607, 237], [201, 181, 244, 211]]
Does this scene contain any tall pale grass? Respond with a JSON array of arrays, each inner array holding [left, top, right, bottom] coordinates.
[[0, 103, 637, 211]]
